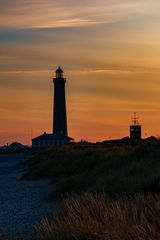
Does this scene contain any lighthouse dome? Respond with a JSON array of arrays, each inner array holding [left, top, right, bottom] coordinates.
[[56, 66, 63, 78], [56, 66, 63, 73]]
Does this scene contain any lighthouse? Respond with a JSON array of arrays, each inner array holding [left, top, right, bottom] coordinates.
[[53, 67, 67, 136], [32, 67, 73, 147]]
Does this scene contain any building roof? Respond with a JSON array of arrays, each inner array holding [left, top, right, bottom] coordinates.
[[32, 133, 73, 141], [8, 142, 26, 149]]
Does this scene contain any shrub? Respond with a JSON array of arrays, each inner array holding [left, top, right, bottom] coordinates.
[[23, 141, 160, 200]]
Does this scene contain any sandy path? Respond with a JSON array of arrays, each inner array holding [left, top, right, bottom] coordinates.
[[0, 153, 54, 240]]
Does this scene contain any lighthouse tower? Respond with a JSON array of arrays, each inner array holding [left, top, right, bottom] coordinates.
[[53, 67, 67, 136], [32, 66, 73, 147]]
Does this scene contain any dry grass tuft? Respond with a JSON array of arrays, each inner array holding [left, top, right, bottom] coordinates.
[[36, 193, 160, 240]]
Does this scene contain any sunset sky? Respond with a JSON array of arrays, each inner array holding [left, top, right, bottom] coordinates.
[[0, 0, 160, 145]]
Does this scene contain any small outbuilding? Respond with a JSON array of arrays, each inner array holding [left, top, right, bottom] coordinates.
[[130, 113, 142, 140]]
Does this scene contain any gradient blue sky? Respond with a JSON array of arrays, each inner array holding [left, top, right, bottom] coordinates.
[[0, 0, 160, 145]]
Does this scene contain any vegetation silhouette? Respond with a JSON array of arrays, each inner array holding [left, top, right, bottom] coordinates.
[[23, 137, 160, 200]]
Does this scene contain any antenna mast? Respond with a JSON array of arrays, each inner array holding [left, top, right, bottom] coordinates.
[[132, 112, 139, 126]]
